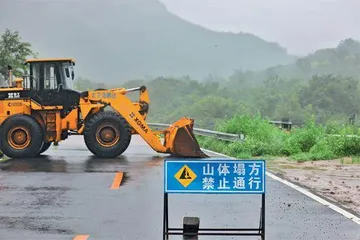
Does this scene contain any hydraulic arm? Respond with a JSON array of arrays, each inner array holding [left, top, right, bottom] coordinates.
[[82, 86, 208, 158]]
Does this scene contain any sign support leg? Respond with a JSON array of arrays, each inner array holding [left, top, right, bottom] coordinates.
[[163, 193, 169, 240], [261, 193, 265, 240]]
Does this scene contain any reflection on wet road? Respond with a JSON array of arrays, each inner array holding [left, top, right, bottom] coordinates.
[[0, 135, 359, 240]]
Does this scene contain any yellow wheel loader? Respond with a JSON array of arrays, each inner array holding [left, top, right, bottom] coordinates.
[[0, 58, 208, 159]]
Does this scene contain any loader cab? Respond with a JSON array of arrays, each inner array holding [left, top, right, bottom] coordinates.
[[24, 58, 81, 115], [25, 58, 75, 91]]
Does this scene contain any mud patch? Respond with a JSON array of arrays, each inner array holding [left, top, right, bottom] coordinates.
[[268, 157, 360, 216], [25, 186, 71, 209], [0, 216, 74, 235], [25, 186, 71, 191]]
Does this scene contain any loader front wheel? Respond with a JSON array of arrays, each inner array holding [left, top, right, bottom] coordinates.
[[84, 111, 131, 158], [39, 142, 52, 154], [0, 114, 44, 158]]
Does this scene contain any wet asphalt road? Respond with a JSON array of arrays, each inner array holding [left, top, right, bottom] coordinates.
[[0, 135, 359, 240]]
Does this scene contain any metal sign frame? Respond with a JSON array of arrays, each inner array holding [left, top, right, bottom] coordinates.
[[163, 158, 266, 240]]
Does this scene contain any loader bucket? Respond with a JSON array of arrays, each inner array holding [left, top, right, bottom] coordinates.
[[169, 118, 209, 158]]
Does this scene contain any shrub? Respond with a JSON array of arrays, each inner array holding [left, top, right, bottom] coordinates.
[[197, 114, 360, 160], [282, 120, 324, 155]]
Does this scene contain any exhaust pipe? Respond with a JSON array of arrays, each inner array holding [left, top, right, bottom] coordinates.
[[8, 65, 13, 87], [126, 86, 146, 93]]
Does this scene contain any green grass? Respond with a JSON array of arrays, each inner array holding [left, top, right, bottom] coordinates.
[[198, 113, 360, 161], [351, 156, 360, 164]]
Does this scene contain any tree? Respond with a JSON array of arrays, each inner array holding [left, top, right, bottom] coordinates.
[[299, 75, 360, 118], [0, 29, 36, 79]]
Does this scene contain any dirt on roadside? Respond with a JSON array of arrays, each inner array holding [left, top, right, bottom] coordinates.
[[267, 157, 360, 216]]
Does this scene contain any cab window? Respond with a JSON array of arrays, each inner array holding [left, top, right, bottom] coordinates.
[[44, 64, 58, 90]]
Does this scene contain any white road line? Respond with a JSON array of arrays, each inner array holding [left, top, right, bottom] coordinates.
[[202, 148, 360, 225]]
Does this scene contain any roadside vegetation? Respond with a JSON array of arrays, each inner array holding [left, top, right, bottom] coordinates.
[[197, 113, 360, 161]]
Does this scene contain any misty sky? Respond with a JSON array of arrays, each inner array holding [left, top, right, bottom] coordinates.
[[160, 0, 359, 55]]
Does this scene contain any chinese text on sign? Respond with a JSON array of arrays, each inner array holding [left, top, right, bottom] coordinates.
[[164, 159, 265, 194]]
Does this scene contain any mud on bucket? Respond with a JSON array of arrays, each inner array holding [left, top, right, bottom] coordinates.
[[171, 124, 209, 158]]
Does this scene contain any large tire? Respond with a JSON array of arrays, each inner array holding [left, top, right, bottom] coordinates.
[[83, 111, 131, 158], [39, 142, 52, 154], [0, 114, 44, 158]]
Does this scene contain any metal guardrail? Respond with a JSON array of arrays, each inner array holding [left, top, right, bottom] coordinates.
[[269, 120, 292, 125], [327, 134, 360, 138], [148, 123, 245, 142], [148, 123, 360, 143]]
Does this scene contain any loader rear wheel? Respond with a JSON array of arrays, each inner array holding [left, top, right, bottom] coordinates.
[[84, 111, 131, 158], [0, 115, 44, 158]]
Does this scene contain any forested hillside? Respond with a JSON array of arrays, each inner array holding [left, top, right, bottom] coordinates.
[[73, 38, 360, 129], [223, 38, 360, 88], [0, 0, 294, 82]]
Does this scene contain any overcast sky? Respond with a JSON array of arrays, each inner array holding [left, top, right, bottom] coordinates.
[[160, 0, 359, 55]]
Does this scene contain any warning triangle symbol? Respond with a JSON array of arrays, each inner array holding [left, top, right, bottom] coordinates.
[[174, 165, 197, 188], [179, 167, 192, 180]]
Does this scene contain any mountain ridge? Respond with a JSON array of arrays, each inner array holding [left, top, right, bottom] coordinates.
[[0, 0, 296, 82]]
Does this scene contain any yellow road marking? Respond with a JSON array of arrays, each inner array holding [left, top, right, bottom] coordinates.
[[73, 235, 89, 240], [110, 172, 124, 189]]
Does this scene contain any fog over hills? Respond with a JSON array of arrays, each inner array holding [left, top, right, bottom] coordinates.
[[0, 0, 295, 82]]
